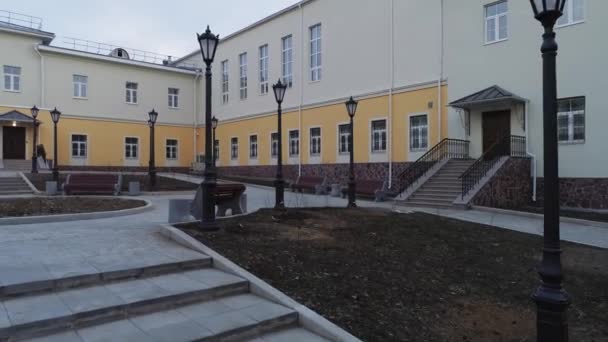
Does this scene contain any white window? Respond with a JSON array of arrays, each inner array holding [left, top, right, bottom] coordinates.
[[214, 140, 219, 161], [221, 60, 229, 104], [410, 115, 429, 151], [282, 35, 293, 88], [338, 124, 352, 154], [126, 82, 138, 104], [239, 53, 248, 100], [310, 24, 322, 81], [249, 135, 258, 159], [125, 137, 139, 159], [3, 65, 21, 92], [289, 130, 299, 157], [371, 119, 387, 153], [73, 75, 88, 98], [558, 0, 585, 27], [310, 127, 321, 156], [168, 88, 179, 108], [271, 132, 279, 158], [166, 139, 178, 160], [557, 97, 585, 143], [231, 137, 238, 159], [71, 135, 87, 157], [259, 44, 269, 95], [485, 1, 508, 44]]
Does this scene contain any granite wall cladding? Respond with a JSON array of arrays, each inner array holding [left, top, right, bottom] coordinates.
[[471, 158, 532, 210], [536, 177, 608, 210], [58, 166, 190, 173]]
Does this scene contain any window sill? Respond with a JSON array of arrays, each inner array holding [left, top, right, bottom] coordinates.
[[483, 38, 508, 46], [308, 80, 321, 84], [259, 92, 269, 97], [410, 148, 428, 153], [73, 97, 88, 100], [371, 150, 387, 154], [556, 20, 585, 29], [71, 156, 87, 159], [126, 102, 138, 106], [559, 140, 585, 145], [3, 89, 21, 93], [125, 158, 139, 160], [168, 106, 179, 110]]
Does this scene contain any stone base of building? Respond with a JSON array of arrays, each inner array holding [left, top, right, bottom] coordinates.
[[57, 166, 190, 174], [536, 178, 608, 210], [471, 158, 532, 210]]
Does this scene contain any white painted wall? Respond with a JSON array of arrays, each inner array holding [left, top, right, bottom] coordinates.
[[0, 32, 42, 106]]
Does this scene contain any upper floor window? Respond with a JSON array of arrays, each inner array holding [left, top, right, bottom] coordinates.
[[71, 134, 87, 158], [3, 65, 21, 92], [168, 88, 179, 108], [558, 0, 585, 27], [410, 114, 428, 151], [271, 132, 279, 159], [557, 97, 585, 144], [231, 137, 238, 159], [310, 127, 321, 156], [126, 82, 138, 104], [485, 1, 508, 44], [221, 60, 229, 104], [282, 35, 293, 88], [371, 119, 387, 153], [239, 53, 248, 100], [166, 139, 178, 160], [310, 24, 322, 81], [125, 137, 139, 159], [249, 135, 258, 159], [338, 123, 352, 154], [259, 44, 269, 95], [73, 75, 88, 98], [289, 130, 300, 157]]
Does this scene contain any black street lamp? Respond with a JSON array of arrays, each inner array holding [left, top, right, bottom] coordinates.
[[148, 109, 158, 188], [529, 1, 569, 341], [272, 79, 287, 210], [345, 96, 358, 208], [30, 105, 39, 174], [50, 108, 61, 182], [197, 26, 220, 230], [212, 116, 219, 167]]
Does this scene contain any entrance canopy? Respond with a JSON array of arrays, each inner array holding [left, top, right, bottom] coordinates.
[[449, 85, 527, 110], [0, 110, 39, 125]]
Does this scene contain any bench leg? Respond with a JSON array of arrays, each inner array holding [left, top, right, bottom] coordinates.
[[216, 205, 228, 217]]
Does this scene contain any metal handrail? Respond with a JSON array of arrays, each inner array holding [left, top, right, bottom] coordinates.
[[0, 10, 43, 30]]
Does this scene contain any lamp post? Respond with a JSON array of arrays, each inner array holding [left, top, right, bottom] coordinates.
[[50, 108, 61, 182], [30, 105, 39, 174], [272, 79, 287, 210], [529, 1, 569, 341], [197, 26, 220, 230], [345, 96, 358, 208], [148, 109, 158, 188], [212, 116, 218, 167]]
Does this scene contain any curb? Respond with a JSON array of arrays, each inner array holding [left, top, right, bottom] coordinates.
[[159, 224, 362, 342], [0, 197, 154, 226], [472, 205, 608, 229]]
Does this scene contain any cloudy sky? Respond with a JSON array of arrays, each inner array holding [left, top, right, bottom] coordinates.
[[5, 0, 300, 58]]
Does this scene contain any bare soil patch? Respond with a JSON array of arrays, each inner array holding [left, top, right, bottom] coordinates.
[[0, 197, 146, 217]]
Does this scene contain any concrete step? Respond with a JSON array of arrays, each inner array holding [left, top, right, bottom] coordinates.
[[415, 189, 461, 196], [251, 327, 331, 341], [421, 185, 462, 191], [0, 185, 31, 190], [402, 200, 453, 209], [1, 268, 251, 340], [0, 190, 32, 195], [409, 194, 456, 202]]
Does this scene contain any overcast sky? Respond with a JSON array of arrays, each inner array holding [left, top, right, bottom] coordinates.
[[5, 0, 300, 58]]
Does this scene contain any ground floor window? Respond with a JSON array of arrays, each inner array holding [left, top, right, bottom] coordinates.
[[310, 127, 321, 156], [231, 137, 238, 160], [271, 133, 279, 158], [125, 137, 139, 159], [338, 123, 351, 154], [289, 130, 299, 157], [166, 139, 178, 160], [71, 134, 87, 157], [249, 135, 258, 159], [558, 97, 585, 143], [214, 140, 219, 161], [410, 114, 428, 151], [371, 119, 387, 153]]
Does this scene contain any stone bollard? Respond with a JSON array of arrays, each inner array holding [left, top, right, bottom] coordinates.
[[128, 181, 141, 196], [45, 181, 58, 195]]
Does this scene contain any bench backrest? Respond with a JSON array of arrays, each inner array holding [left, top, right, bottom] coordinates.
[[357, 179, 386, 192], [68, 174, 119, 185], [296, 176, 325, 185], [215, 183, 246, 197]]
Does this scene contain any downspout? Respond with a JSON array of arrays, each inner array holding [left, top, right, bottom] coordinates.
[[193, 71, 201, 163], [525, 100, 537, 201], [438, 0, 444, 142], [387, 0, 395, 188], [298, 1, 304, 177]]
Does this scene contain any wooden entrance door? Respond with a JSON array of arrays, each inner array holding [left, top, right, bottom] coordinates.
[[2, 126, 26, 159], [482, 111, 511, 154]]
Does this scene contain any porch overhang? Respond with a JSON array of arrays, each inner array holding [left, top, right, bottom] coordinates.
[[449, 85, 527, 110], [0, 110, 40, 125]]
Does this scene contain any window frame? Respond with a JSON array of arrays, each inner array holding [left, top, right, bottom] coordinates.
[[168, 88, 179, 109], [289, 129, 300, 157], [70, 134, 88, 158], [270, 132, 279, 159], [73, 75, 88, 99], [221, 60, 229, 104], [309, 24, 322, 82], [409, 114, 429, 152], [124, 136, 139, 159], [370, 119, 388, 153], [281, 35, 293, 88], [484, 1, 508, 45], [309, 127, 322, 156], [259, 44, 269, 95], [230, 137, 239, 160], [165, 138, 179, 160], [557, 0, 585, 28], [214, 139, 220, 162], [557, 96, 586, 144], [239, 53, 248, 100], [338, 123, 352, 155], [249, 134, 258, 159], [125, 82, 138, 104], [3, 65, 22, 92]]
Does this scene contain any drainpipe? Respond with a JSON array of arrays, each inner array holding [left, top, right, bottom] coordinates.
[[387, 0, 395, 188], [525, 100, 537, 201], [438, 0, 444, 142], [193, 72, 201, 163], [298, 1, 304, 177]]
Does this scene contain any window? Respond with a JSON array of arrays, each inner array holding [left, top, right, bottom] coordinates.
[[310, 127, 321, 156], [168, 88, 179, 108], [557, 97, 585, 143], [71, 135, 87, 157], [338, 124, 352, 154], [289, 130, 299, 157], [73, 75, 88, 98], [271, 132, 279, 158], [410, 115, 429, 151], [239, 53, 247, 100], [371, 119, 387, 153], [221, 60, 229, 104], [249, 135, 258, 159], [166, 139, 178, 160], [214, 140, 219, 161], [231, 137, 238, 159], [310, 24, 322, 81], [125, 137, 139, 159], [3, 65, 21, 92], [485, 1, 508, 44], [558, 0, 585, 26], [259, 45, 269, 95], [126, 82, 138, 104], [282, 35, 293, 88]]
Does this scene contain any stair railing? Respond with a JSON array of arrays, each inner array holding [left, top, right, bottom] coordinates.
[[396, 138, 470, 194], [459, 135, 527, 198]]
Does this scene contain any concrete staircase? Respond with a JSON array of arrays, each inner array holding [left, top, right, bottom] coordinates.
[[0, 176, 32, 195], [1, 159, 32, 171], [404, 159, 475, 208], [0, 256, 328, 341]]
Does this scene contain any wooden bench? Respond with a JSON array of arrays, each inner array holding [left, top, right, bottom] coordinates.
[[291, 176, 328, 195], [190, 183, 247, 219], [342, 179, 388, 202], [63, 174, 122, 196]]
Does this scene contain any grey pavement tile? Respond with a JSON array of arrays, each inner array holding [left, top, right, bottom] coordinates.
[[104, 279, 168, 304], [218, 294, 266, 310], [0, 264, 53, 286], [3, 293, 72, 326], [260, 328, 331, 342], [0, 302, 10, 329], [43, 259, 99, 279], [130, 310, 213, 341], [182, 269, 244, 287], [177, 300, 235, 323], [198, 310, 257, 335], [239, 301, 294, 322], [24, 330, 83, 342], [76, 320, 151, 342], [146, 273, 210, 295], [58, 285, 126, 313]]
